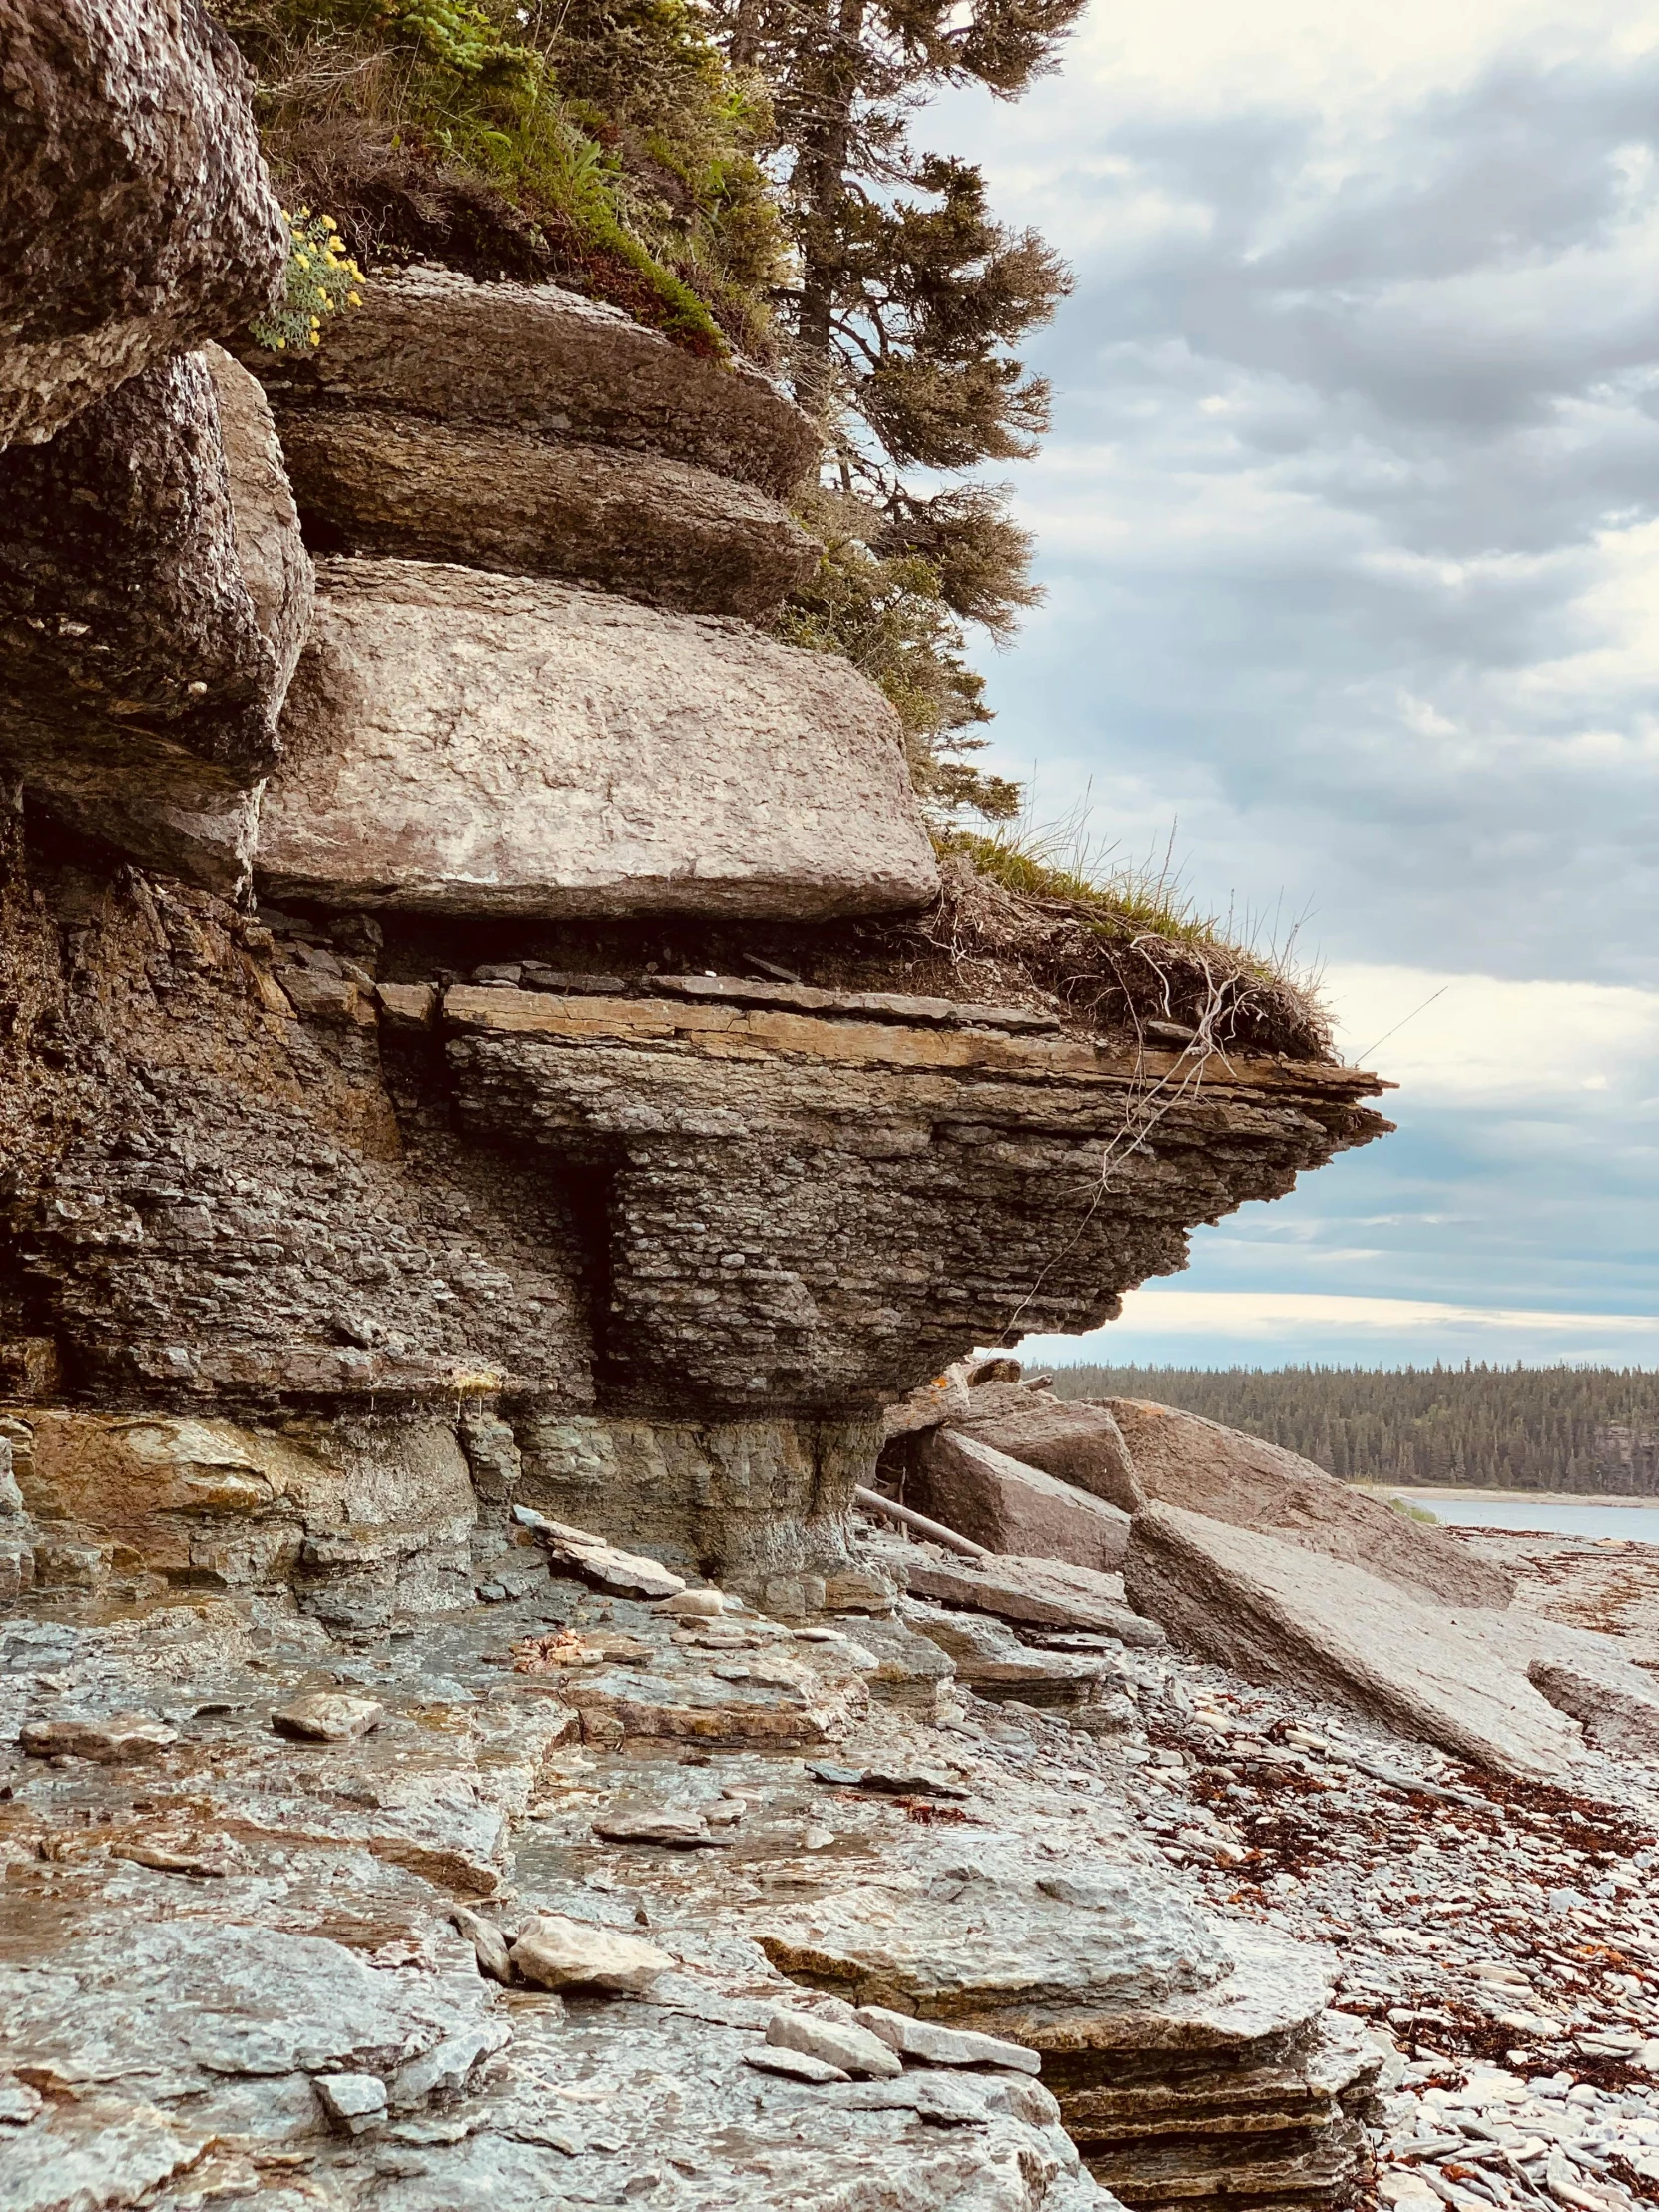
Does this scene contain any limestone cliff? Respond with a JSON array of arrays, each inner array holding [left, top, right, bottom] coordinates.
[[0, 17, 1393, 2207]]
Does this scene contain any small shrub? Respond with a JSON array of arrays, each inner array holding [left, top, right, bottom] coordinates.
[[249, 209, 365, 352], [1387, 1495, 1442, 1526]]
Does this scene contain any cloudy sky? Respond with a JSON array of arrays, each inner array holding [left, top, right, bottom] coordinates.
[[931, 0, 1659, 1370]]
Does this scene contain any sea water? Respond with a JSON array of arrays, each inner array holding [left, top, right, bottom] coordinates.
[[1388, 1492, 1659, 1543]]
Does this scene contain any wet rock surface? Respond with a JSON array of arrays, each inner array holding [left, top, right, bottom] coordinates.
[[13, 1467, 1654, 2212], [0, 1565, 1179, 2208]]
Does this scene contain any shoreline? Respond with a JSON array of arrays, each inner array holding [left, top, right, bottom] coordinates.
[[1358, 1482, 1659, 1509]]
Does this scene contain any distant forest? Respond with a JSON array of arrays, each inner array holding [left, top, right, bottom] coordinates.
[[1046, 1365, 1659, 1494]]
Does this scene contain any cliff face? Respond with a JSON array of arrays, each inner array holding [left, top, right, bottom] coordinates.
[[0, 19, 1392, 2206], [0, 236, 1387, 1611]]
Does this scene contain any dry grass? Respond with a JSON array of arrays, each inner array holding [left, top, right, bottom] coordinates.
[[910, 827, 1336, 1066], [920, 810, 1332, 1061]]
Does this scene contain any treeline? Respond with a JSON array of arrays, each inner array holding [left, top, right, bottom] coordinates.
[[1046, 1365, 1659, 1494]]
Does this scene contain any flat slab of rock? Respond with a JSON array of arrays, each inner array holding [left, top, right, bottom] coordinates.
[[855, 2005, 1042, 2073], [1456, 1607, 1659, 1758], [271, 1692, 384, 1743], [751, 1836, 1248, 2025], [765, 2009, 902, 2079], [0, 0, 285, 448], [563, 1664, 843, 1747], [315, 2072, 388, 2135], [591, 1802, 729, 1848], [1123, 1502, 1582, 1779], [901, 1604, 1107, 1709], [907, 1429, 1131, 1572], [650, 976, 1060, 1032], [20, 1710, 178, 1762], [274, 410, 819, 620], [511, 1507, 685, 1598], [258, 558, 938, 921], [743, 2043, 848, 2084], [240, 267, 819, 496], [1107, 1397, 1513, 1609], [897, 1550, 1165, 1647]]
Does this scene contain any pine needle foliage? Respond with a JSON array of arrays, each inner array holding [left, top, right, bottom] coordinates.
[[707, 0, 1084, 820]]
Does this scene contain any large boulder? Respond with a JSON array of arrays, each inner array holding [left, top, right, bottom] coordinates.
[[1105, 1396, 1512, 1608], [0, 0, 285, 449], [946, 1385, 1145, 1514], [257, 557, 938, 919], [0, 351, 312, 888], [906, 1427, 1131, 1570], [274, 410, 821, 621], [240, 267, 820, 497], [1123, 1502, 1581, 1779]]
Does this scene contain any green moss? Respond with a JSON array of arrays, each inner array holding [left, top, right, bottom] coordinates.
[[221, 0, 783, 356]]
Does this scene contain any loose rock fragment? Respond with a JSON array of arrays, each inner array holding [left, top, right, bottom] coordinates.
[[451, 1907, 515, 1985], [743, 2045, 849, 2084], [765, 2010, 904, 2080], [19, 1711, 178, 1762], [509, 1914, 673, 1994], [661, 1588, 728, 1619], [808, 1761, 968, 1799], [855, 2006, 1043, 2074], [512, 1508, 687, 1599], [591, 1803, 730, 1848], [315, 2073, 388, 2135], [270, 1692, 385, 1743]]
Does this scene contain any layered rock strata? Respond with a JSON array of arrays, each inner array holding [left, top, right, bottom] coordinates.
[[445, 979, 1386, 1409], [242, 266, 821, 617], [0, 0, 285, 448], [0, 61, 1399, 2208], [275, 408, 822, 616]]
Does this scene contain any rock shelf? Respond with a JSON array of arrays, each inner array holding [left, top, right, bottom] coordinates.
[[0, 1534, 1389, 2211]]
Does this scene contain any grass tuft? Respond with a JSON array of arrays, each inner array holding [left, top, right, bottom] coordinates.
[[935, 801, 1324, 1002]]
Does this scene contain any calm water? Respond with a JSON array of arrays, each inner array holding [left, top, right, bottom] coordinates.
[[1393, 1492, 1659, 1543]]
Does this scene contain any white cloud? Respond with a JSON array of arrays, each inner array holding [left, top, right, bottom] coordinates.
[[1324, 963, 1659, 1099], [1021, 1290, 1659, 1368], [932, 0, 1659, 1363]]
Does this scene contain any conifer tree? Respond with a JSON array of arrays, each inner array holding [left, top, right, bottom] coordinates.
[[711, 0, 1084, 816]]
